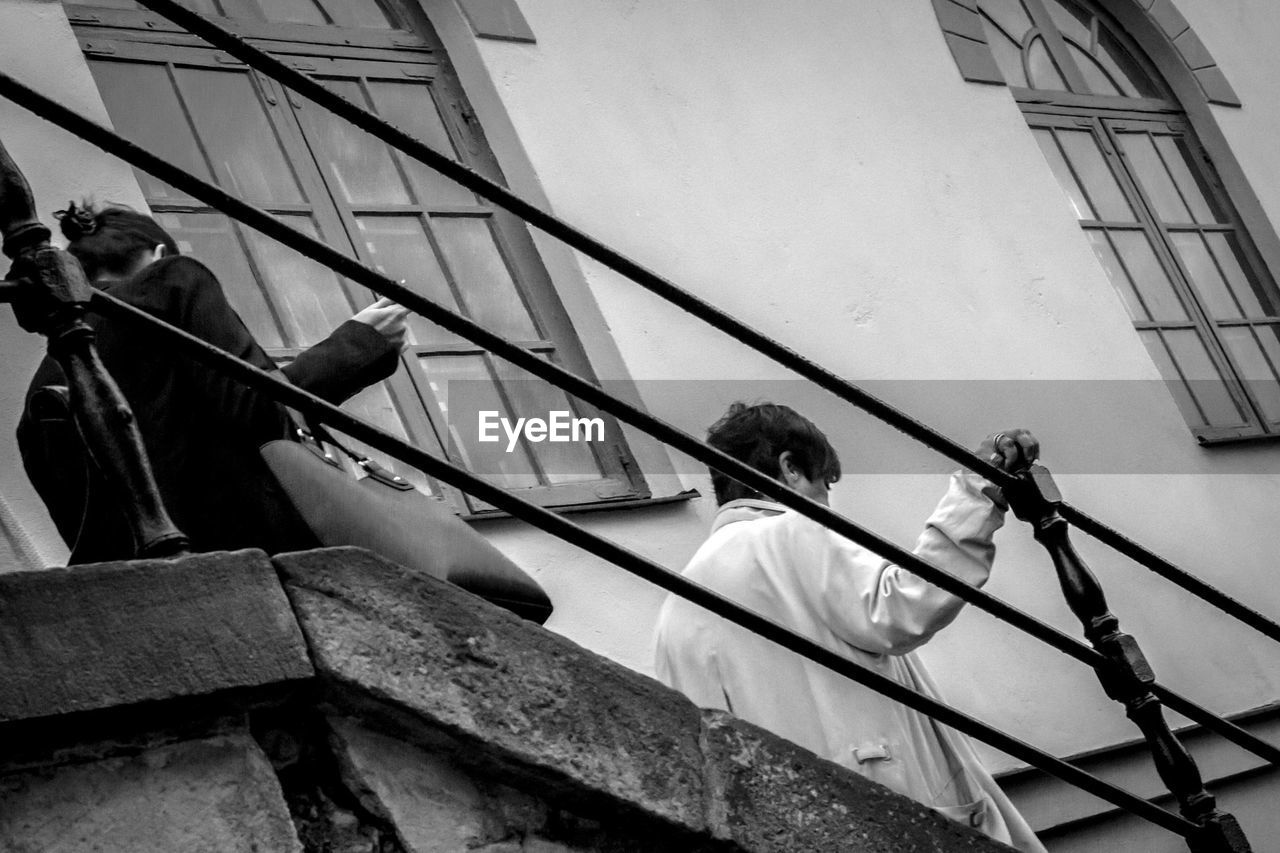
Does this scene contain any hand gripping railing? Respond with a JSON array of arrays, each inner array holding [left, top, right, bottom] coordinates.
[[127, 0, 1280, 654]]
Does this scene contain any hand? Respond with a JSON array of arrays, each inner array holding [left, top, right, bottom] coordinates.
[[352, 295, 410, 352], [976, 428, 1040, 474]]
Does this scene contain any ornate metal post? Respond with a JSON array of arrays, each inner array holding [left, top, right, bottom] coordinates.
[[0, 137, 188, 559], [1006, 465, 1250, 853]]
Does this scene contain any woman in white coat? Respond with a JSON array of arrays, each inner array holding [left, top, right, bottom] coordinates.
[[654, 402, 1045, 853]]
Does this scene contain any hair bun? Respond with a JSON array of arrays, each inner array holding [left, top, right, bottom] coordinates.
[[54, 201, 99, 241]]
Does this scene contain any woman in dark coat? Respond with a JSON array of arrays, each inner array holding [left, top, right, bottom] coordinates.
[[18, 203, 407, 561]]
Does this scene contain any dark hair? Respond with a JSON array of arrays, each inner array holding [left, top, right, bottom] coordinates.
[[54, 201, 180, 281], [705, 401, 841, 505]]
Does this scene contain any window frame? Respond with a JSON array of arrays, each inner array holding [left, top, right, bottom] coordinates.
[[987, 0, 1280, 443], [65, 0, 651, 508]]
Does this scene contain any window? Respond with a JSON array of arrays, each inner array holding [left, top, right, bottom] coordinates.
[[64, 0, 647, 508], [980, 0, 1280, 442]]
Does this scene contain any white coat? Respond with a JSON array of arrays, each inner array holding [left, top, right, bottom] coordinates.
[[654, 471, 1045, 852]]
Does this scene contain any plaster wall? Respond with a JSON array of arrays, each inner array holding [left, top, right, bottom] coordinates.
[[1, 0, 1279, 801], [426, 0, 1280, 773]]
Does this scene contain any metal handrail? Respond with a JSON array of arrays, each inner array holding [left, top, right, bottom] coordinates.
[[0, 62, 1273, 777], [127, 0, 1280, 651], [85, 284, 1197, 839]]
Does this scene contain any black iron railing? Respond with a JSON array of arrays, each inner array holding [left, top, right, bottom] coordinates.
[[0, 3, 1272, 848]]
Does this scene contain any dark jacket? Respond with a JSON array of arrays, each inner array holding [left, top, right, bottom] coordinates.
[[18, 255, 399, 561]]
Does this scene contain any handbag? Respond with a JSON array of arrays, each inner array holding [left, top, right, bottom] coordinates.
[[260, 414, 553, 623]]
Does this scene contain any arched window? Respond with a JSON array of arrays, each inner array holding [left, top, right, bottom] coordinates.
[[979, 0, 1280, 442]]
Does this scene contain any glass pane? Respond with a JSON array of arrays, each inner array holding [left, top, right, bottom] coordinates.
[[1170, 232, 1242, 320], [354, 216, 464, 346], [1028, 36, 1068, 91], [1096, 26, 1163, 98], [1044, 0, 1091, 45], [173, 67, 305, 204], [1254, 326, 1280, 421], [419, 354, 539, 489], [494, 358, 606, 485], [1204, 233, 1276, 317], [1138, 330, 1205, 428], [254, 0, 327, 25], [155, 211, 283, 347], [1068, 43, 1125, 97], [1086, 230, 1147, 321], [367, 81, 475, 206], [90, 60, 213, 202], [1164, 328, 1248, 427], [432, 217, 540, 341], [979, 0, 1035, 44], [1110, 231, 1187, 321], [1220, 327, 1280, 422], [300, 79, 412, 205], [1153, 136, 1221, 224], [1116, 132, 1192, 224], [244, 216, 354, 346], [981, 15, 1030, 88], [1056, 129, 1133, 221], [1033, 129, 1093, 220], [340, 382, 437, 495], [344, 0, 394, 28]]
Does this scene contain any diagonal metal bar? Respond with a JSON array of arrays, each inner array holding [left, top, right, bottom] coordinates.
[[4, 67, 1276, 775], [88, 284, 1198, 839], [128, 0, 1280, 651]]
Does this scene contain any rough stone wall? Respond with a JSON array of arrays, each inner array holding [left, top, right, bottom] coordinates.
[[0, 548, 1014, 853]]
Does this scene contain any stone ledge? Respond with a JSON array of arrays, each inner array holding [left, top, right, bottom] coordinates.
[[275, 547, 708, 834], [277, 547, 1012, 852], [0, 549, 313, 723]]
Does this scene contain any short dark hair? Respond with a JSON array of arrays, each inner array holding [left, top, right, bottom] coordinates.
[[705, 401, 841, 505], [55, 201, 180, 281]]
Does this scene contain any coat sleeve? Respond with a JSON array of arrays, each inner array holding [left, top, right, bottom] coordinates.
[[799, 471, 1007, 656], [654, 598, 731, 712], [282, 319, 399, 404]]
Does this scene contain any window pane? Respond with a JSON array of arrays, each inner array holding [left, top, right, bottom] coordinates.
[[432, 217, 540, 341], [419, 354, 539, 489], [300, 79, 412, 205], [1056, 130, 1133, 221], [1138, 330, 1205, 428], [367, 81, 475, 206], [343, 0, 395, 29], [354, 216, 465, 346], [1110, 231, 1187, 321], [1204, 233, 1276, 317], [979, 11, 1029, 88], [156, 211, 284, 347], [340, 382, 438, 495], [1095, 25, 1163, 98], [173, 67, 306, 204], [1153, 136, 1222, 224], [494, 358, 606, 484], [1116, 132, 1193, 224], [253, 0, 327, 25], [1170, 232, 1243, 320], [1068, 43, 1125, 97], [243, 216, 354, 346], [979, 0, 1035, 44], [90, 60, 213, 202], [1220, 326, 1280, 422], [1254, 326, 1280, 421], [1086, 230, 1147, 320], [1044, 0, 1091, 45], [1164, 329, 1248, 427], [1028, 36, 1068, 92], [1033, 129, 1093, 220]]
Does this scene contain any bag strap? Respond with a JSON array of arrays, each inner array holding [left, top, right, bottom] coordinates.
[[268, 370, 415, 491]]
